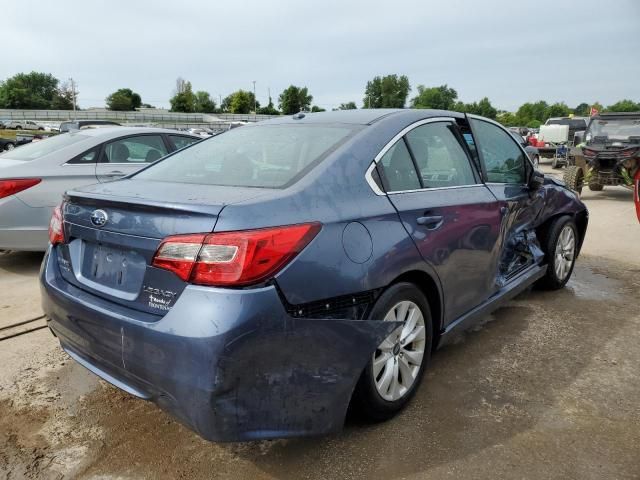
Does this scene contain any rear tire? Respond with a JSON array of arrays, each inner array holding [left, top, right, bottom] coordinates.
[[351, 282, 432, 421], [536, 216, 578, 290], [563, 166, 583, 194], [588, 181, 604, 191], [5, 142, 15, 151]]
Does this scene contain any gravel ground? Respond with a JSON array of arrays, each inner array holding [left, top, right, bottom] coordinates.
[[1, 164, 639, 479]]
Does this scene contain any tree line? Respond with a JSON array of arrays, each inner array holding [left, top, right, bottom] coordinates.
[[1, 72, 638, 126]]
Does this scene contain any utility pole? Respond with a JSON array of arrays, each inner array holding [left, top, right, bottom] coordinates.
[[252, 80, 256, 115], [69, 77, 77, 119], [218, 94, 222, 110]]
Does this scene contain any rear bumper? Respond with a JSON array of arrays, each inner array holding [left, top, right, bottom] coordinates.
[[40, 248, 399, 441], [0, 195, 50, 251]]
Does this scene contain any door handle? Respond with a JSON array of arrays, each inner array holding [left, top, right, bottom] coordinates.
[[104, 170, 124, 177], [416, 215, 444, 230]]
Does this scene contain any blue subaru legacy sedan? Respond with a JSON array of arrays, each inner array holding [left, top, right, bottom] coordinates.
[[40, 109, 588, 441]]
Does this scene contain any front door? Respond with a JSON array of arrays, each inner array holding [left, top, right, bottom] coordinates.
[[468, 116, 546, 284], [376, 119, 503, 325]]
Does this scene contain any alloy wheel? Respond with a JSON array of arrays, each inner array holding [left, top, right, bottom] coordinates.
[[554, 225, 575, 281], [373, 301, 426, 401]]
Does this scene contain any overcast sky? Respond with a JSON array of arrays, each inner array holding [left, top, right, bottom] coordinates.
[[3, 0, 639, 111]]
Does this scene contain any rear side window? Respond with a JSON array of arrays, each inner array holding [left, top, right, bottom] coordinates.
[[470, 119, 527, 184], [103, 135, 168, 164], [67, 147, 99, 164], [170, 135, 200, 150], [376, 140, 421, 192], [405, 122, 476, 188], [136, 124, 357, 188], [0, 132, 89, 161]]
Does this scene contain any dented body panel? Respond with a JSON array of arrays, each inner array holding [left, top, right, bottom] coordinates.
[[41, 250, 400, 441]]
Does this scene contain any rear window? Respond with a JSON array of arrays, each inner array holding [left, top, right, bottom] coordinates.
[[135, 124, 357, 188], [0, 132, 89, 161]]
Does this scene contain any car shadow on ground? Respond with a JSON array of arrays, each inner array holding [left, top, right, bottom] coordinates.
[[0, 251, 44, 276]]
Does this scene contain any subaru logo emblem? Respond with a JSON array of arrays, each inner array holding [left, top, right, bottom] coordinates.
[[90, 209, 108, 227]]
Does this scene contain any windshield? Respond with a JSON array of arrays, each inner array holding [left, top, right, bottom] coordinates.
[[135, 124, 358, 188], [0, 132, 89, 161], [586, 118, 640, 142]]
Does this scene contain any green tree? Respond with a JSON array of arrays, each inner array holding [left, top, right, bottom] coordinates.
[[454, 97, 497, 119], [338, 101, 357, 110], [194, 91, 216, 113], [278, 85, 313, 114], [363, 75, 410, 108], [170, 81, 196, 112], [546, 102, 571, 118], [311, 105, 326, 112], [573, 103, 590, 116], [257, 96, 280, 115], [0, 71, 73, 109], [496, 111, 518, 126], [606, 99, 640, 112], [106, 88, 142, 111], [411, 84, 458, 110], [222, 90, 257, 114], [50, 80, 75, 110]]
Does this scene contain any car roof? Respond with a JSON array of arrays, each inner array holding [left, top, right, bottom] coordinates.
[[66, 126, 194, 139], [261, 109, 466, 126]]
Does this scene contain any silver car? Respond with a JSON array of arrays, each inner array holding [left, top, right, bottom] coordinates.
[[0, 127, 200, 252]]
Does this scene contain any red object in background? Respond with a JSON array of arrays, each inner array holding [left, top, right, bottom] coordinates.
[[590, 107, 599, 117], [634, 168, 640, 223]]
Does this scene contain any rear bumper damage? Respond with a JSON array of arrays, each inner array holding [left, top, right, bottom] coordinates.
[[40, 248, 400, 441]]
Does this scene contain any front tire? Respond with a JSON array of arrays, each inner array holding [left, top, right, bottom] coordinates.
[[351, 282, 433, 421], [536, 216, 578, 290], [563, 166, 583, 194], [5, 142, 15, 151]]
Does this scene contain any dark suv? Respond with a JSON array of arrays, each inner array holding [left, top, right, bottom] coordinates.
[[564, 112, 640, 193]]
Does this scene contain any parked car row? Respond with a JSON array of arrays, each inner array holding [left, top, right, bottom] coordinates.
[[1, 119, 45, 130], [5, 110, 589, 442]]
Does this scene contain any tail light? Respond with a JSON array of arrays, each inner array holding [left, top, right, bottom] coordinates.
[[48, 204, 65, 246], [621, 147, 638, 158], [0, 178, 41, 200], [153, 222, 321, 286], [583, 148, 597, 158]]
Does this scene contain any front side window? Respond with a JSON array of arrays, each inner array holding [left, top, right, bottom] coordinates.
[[103, 135, 168, 164], [470, 119, 527, 184], [376, 140, 421, 192], [136, 124, 357, 188], [405, 122, 477, 188]]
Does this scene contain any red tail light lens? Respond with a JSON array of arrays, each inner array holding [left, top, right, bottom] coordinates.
[[621, 148, 638, 158], [0, 178, 41, 200], [48, 204, 65, 246], [152, 223, 321, 286]]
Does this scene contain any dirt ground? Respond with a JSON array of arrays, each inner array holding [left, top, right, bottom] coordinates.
[[1, 164, 639, 480]]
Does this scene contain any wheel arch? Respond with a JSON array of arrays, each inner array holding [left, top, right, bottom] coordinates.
[[535, 209, 587, 257], [387, 269, 443, 349]]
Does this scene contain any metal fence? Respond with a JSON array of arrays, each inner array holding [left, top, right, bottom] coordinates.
[[0, 109, 280, 123]]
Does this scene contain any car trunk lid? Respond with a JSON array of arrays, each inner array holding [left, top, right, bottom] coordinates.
[[56, 179, 269, 315]]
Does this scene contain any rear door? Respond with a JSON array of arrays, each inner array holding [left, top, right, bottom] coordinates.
[[95, 134, 170, 182], [375, 118, 503, 325], [468, 116, 545, 283]]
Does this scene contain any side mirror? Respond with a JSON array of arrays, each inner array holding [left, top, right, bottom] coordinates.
[[528, 169, 545, 190]]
